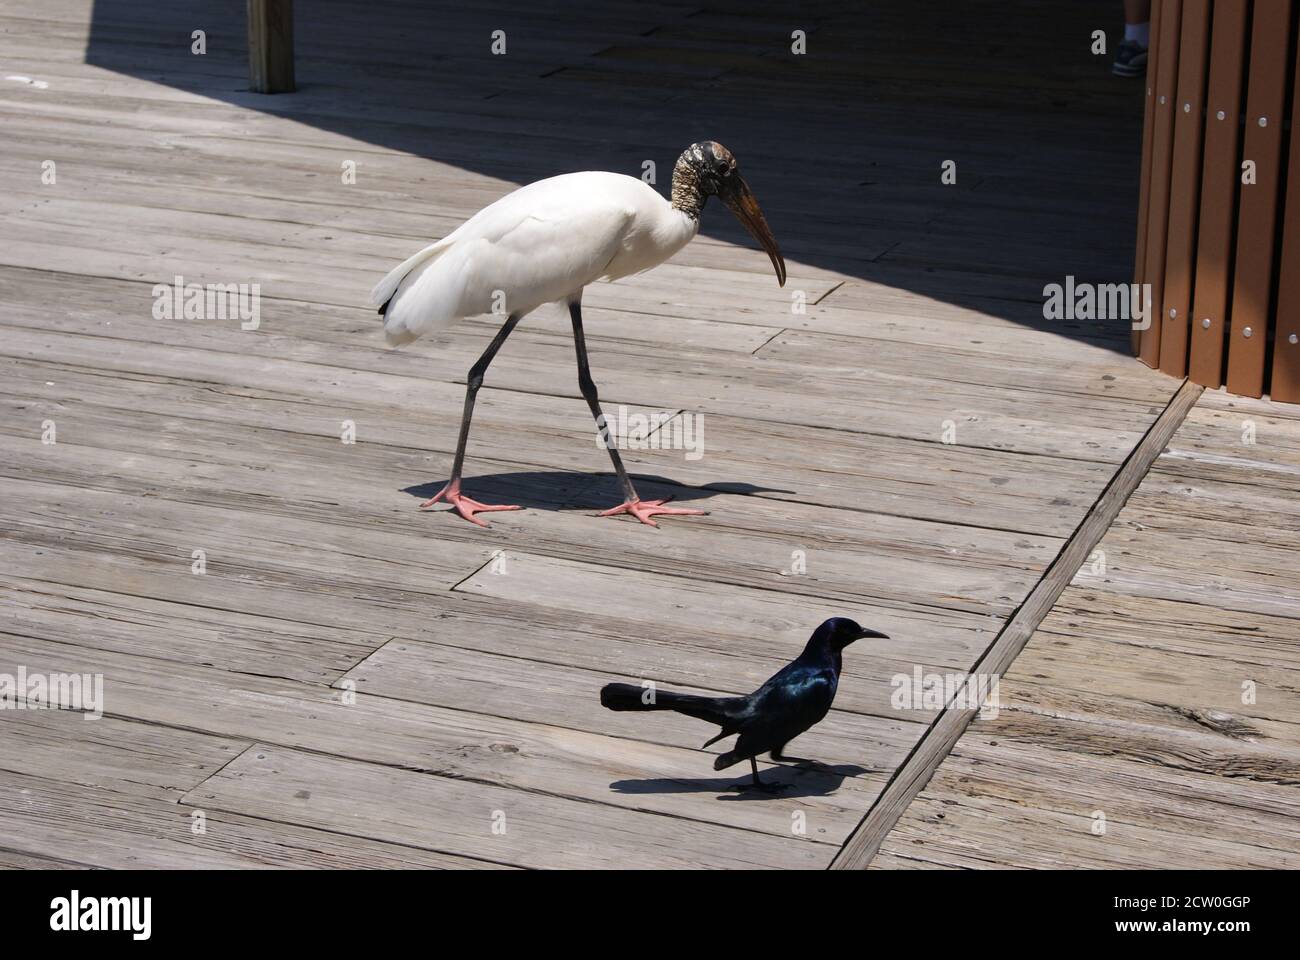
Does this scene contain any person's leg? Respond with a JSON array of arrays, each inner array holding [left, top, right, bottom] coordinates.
[[1114, 0, 1151, 77], [1124, 0, 1151, 45]]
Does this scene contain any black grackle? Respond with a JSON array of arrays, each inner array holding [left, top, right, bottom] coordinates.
[[599, 617, 888, 790]]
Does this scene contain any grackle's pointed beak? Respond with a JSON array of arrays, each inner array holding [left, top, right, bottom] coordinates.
[[721, 174, 786, 287], [854, 628, 890, 640]]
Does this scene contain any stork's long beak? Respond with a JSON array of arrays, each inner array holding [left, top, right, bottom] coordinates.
[[721, 175, 786, 287]]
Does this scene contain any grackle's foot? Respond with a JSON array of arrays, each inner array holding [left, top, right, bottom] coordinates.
[[419, 481, 521, 528], [597, 496, 706, 528]]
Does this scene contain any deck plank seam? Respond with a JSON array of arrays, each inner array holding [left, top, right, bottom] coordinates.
[[829, 378, 1205, 869]]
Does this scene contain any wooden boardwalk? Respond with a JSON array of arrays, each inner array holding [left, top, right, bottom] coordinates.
[[0, 0, 1258, 869], [875, 389, 1300, 869]]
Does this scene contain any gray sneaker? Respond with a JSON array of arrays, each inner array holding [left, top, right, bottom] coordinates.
[[1113, 39, 1148, 77]]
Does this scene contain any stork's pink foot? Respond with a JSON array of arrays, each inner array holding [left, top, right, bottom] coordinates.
[[597, 497, 706, 528], [420, 482, 521, 527]]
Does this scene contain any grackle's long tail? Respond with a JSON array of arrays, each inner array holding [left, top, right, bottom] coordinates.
[[600, 682, 737, 728]]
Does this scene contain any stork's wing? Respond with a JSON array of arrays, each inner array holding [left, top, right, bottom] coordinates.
[[377, 175, 640, 346]]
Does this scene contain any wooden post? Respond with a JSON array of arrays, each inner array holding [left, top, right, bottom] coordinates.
[[1138, 0, 1183, 369], [248, 0, 295, 94], [1225, 0, 1291, 398], [1187, 0, 1249, 389], [1157, 0, 1211, 379]]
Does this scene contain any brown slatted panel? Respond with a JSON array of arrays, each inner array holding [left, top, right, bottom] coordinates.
[[1133, 0, 1166, 354], [1271, 29, 1300, 403], [1188, 0, 1251, 388], [1158, 0, 1212, 376], [1226, 0, 1292, 398], [1139, 0, 1185, 367]]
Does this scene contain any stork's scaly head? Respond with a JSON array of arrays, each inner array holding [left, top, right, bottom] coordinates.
[[673, 141, 787, 287]]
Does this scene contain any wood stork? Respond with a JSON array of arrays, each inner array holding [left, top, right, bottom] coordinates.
[[372, 140, 786, 527]]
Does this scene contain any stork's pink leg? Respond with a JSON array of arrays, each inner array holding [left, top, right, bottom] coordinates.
[[420, 480, 521, 528], [597, 496, 706, 528]]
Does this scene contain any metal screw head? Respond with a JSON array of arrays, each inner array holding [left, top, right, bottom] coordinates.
[[1290, 333, 1299, 345], [1201, 318, 1211, 329], [1148, 87, 1153, 96], [1243, 326, 1253, 338], [1159, 95, 1167, 104], [1216, 110, 1226, 120], [1259, 116, 1268, 127], [1184, 102, 1191, 112], [1169, 307, 1178, 319]]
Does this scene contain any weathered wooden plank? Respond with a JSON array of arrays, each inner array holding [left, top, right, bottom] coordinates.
[[1041, 586, 1300, 670], [182, 745, 828, 869], [454, 550, 997, 676], [0, 417, 1060, 620], [0, 320, 1167, 464], [339, 635, 921, 767], [756, 328, 1173, 404], [0, 768, 505, 869], [0, 353, 1117, 539], [0, 710, 243, 802], [0, 575, 390, 684], [1009, 632, 1300, 727]]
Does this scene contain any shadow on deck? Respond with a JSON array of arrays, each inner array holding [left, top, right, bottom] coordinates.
[[85, 0, 1146, 352]]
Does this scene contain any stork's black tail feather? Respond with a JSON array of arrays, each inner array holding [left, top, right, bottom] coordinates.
[[600, 682, 738, 728]]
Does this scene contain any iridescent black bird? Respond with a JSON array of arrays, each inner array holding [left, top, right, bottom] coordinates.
[[599, 617, 888, 790]]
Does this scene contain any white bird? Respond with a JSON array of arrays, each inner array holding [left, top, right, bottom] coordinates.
[[371, 140, 786, 527]]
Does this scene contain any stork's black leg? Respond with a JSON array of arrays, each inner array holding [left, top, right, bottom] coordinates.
[[450, 312, 522, 482], [421, 313, 524, 526], [569, 300, 638, 503], [570, 301, 706, 527]]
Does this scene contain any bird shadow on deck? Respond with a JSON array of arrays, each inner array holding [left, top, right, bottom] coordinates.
[[84, 0, 1145, 353], [610, 762, 872, 801]]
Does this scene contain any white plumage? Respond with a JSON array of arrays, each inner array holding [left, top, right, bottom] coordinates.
[[371, 171, 698, 346], [372, 141, 784, 527]]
